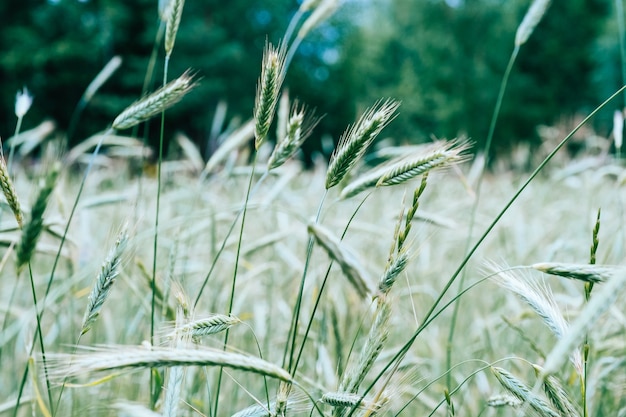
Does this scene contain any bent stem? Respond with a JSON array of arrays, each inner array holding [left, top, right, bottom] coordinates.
[[446, 45, 519, 390]]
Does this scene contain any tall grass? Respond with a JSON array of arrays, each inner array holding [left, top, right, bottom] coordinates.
[[0, 1, 625, 417]]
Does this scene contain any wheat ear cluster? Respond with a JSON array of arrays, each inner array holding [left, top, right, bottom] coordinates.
[[50, 346, 292, 382], [326, 99, 400, 189], [268, 101, 320, 170], [254, 42, 285, 149], [340, 298, 391, 395], [0, 151, 23, 227], [81, 228, 129, 335], [490, 265, 583, 373], [376, 140, 469, 186], [112, 70, 196, 130], [531, 262, 619, 284], [16, 164, 60, 272], [515, 0, 551, 47], [490, 367, 560, 417], [533, 365, 581, 417], [166, 314, 241, 340], [486, 394, 523, 408], [165, 0, 185, 57]]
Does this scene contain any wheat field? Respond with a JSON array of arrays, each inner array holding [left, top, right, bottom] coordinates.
[[1, 0, 626, 416]]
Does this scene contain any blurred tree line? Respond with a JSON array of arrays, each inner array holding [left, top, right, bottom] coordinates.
[[0, 0, 620, 163]]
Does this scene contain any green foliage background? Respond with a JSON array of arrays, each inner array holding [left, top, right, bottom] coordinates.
[[0, 0, 620, 160]]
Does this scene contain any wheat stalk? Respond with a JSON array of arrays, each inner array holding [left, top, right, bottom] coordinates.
[[321, 392, 384, 411], [376, 140, 469, 187], [165, 314, 241, 340], [308, 222, 372, 298], [112, 70, 196, 130], [532, 365, 581, 417], [486, 394, 523, 408], [489, 265, 583, 374], [491, 367, 559, 417], [267, 101, 320, 170], [16, 164, 60, 272], [531, 262, 619, 284], [49, 346, 292, 382], [515, 0, 551, 47], [298, 0, 339, 39], [377, 250, 409, 296], [254, 42, 286, 149], [326, 99, 400, 189], [80, 227, 129, 335], [164, 0, 185, 57], [543, 269, 626, 374], [0, 145, 23, 227], [340, 299, 391, 394]]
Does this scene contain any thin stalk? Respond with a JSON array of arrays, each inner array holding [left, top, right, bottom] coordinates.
[[26, 264, 53, 415], [292, 195, 369, 374], [284, 190, 327, 373], [8, 115, 24, 173], [346, 85, 626, 417], [14, 127, 113, 417], [150, 54, 170, 408], [446, 46, 519, 391], [616, 0, 626, 158], [192, 169, 270, 309], [212, 154, 259, 417]]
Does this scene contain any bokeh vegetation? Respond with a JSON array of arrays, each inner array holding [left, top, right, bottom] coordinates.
[[0, 0, 620, 160]]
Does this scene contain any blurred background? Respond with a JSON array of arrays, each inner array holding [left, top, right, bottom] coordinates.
[[0, 0, 620, 165]]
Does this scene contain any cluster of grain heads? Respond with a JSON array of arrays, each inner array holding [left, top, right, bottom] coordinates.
[[307, 222, 372, 298], [532, 364, 581, 417], [376, 139, 469, 187], [0, 142, 23, 227], [486, 394, 523, 408], [531, 262, 617, 284], [49, 345, 293, 382], [15, 163, 61, 273], [515, 0, 552, 47], [111, 70, 196, 130], [490, 367, 560, 417], [80, 227, 129, 336], [542, 268, 626, 375], [162, 307, 189, 417], [340, 139, 467, 199], [339, 300, 391, 395], [164, 0, 185, 58], [254, 42, 286, 149], [164, 313, 241, 343], [488, 265, 583, 375], [321, 391, 387, 414], [326, 99, 400, 189], [267, 101, 321, 170]]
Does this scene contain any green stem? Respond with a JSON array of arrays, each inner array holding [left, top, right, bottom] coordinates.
[[27, 264, 53, 415], [292, 195, 369, 375], [284, 190, 327, 373], [212, 154, 258, 417], [192, 169, 270, 309], [149, 54, 170, 409], [445, 45, 519, 391]]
